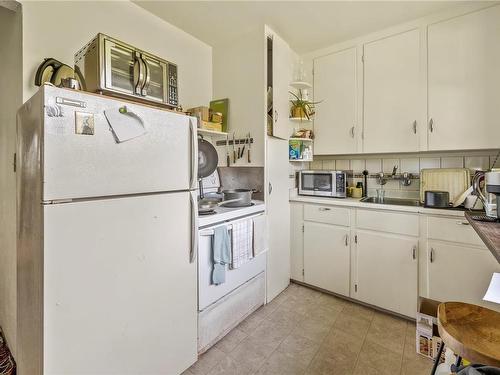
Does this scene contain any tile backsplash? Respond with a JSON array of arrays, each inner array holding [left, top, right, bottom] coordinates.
[[290, 150, 500, 199]]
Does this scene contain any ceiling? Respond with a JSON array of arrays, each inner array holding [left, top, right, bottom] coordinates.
[[134, 1, 486, 53]]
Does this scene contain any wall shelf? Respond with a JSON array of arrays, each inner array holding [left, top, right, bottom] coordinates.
[[289, 159, 313, 162], [289, 138, 313, 142], [197, 128, 228, 137], [290, 81, 312, 90], [290, 117, 313, 123]]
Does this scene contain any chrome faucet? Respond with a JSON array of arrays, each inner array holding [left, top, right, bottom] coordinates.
[[392, 165, 398, 176], [376, 165, 412, 186]]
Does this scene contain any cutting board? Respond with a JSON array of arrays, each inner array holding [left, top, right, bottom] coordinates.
[[420, 168, 471, 203]]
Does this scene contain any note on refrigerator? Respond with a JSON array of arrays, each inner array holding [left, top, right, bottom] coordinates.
[[483, 273, 500, 304], [104, 107, 146, 143]]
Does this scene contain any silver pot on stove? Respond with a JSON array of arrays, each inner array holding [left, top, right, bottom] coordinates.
[[221, 189, 256, 207]]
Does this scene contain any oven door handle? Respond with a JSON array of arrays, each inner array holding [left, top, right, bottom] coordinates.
[[141, 54, 151, 96], [133, 51, 145, 95]]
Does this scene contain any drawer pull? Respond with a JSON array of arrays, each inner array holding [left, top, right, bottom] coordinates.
[[318, 207, 331, 211], [456, 221, 470, 226]]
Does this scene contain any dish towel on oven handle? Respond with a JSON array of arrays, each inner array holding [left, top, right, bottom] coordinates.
[[212, 225, 231, 285], [231, 219, 254, 269]]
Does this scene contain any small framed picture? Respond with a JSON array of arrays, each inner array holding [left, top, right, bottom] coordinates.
[[75, 112, 95, 135]]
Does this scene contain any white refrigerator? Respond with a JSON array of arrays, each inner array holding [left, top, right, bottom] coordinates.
[[16, 85, 198, 375]]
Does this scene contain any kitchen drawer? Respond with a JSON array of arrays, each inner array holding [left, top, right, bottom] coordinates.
[[356, 209, 418, 236], [303, 204, 350, 227], [427, 216, 485, 247]]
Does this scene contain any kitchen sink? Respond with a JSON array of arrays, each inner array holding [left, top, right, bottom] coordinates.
[[360, 196, 421, 207]]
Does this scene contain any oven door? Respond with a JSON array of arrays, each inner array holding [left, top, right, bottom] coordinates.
[[140, 53, 168, 104], [198, 215, 266, 311], [299, 172, 334, 197], [103, 38, 139, 96]]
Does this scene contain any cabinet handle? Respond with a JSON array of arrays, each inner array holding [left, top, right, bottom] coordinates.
[[274, 110, 278, 123], [318, 207, 331, 211], [429, 118, 434, 133], [456, 221, 470, 226], [345, 234, 349, 246], [430, 248, 435, 263], [350, 126, 355, 138], [412, 245, 417, 260], [412, 120, 417, 134], [268, 182, 273, 195]]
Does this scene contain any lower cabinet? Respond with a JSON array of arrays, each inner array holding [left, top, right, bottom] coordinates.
[[291, 202, 499, 319], [426, 241, 500, 312], [355, 230, 418, 318], [304, 221, 350, 296]]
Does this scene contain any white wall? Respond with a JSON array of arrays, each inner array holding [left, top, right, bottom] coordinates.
[[21, 0, 212, 107], [0, 3, 22, 356], [212, 25, 265, 167]]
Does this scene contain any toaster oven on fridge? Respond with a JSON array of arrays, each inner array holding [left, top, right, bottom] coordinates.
[[75, 33, 178, 108]]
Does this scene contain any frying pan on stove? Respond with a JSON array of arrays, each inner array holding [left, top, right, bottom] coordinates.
[[198, 135, 218, 178]]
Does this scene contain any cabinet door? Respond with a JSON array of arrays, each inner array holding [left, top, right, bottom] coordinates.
[[290, 203, 304, 282], [355, 231, 418, 317], [304, 222, 350, 296], [313, 48, 357, 155], [363, 29, 420, 153], [266, 137, 291, 300], [427, 241, 500, 312], [272, 32, 292, 140], [428, 6, 500, 150]]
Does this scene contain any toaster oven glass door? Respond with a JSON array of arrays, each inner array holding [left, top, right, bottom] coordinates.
[[301, 173, 333, 194], [141, 55, 167, 103], [104, 39, 136, 95]]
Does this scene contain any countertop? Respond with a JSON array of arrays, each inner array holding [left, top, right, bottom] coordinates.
[[290, 194, 473, 217], [465, 211, 500, 263]]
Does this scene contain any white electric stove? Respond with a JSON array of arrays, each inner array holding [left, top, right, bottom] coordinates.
[[197, 169, 267, 353]]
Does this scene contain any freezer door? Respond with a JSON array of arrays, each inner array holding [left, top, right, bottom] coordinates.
[[41, 86, 197, 201], [43, 192, 197, 374]]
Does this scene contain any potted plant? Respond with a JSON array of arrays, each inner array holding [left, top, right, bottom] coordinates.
[[289, 89, 321, 120]]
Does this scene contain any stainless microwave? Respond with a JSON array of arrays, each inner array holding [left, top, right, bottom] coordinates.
[[75, 34, 178, 108], [298, 170, 352, 198]]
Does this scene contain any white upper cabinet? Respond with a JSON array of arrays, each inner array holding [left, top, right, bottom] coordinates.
[[272, 33, 292, 140], [427, 6, 500, 151], [313, 48, 357, 155], [363, 29, 421, 153]]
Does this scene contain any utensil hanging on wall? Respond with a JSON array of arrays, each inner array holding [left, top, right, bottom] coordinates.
[[225, 135, 230, 167], [247, 133, 251, 163], [232, 132, 237, 163]]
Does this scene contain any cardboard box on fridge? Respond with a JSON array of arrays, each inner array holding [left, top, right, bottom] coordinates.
[[187, 106, 210, 123], [200, 121, 222, 132]]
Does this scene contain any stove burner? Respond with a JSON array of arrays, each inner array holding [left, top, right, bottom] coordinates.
[[199, 210, 217, 216]]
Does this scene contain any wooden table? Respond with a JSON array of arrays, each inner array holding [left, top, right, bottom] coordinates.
[[465, 211, 500, 263], [437, 302, 500, 368]]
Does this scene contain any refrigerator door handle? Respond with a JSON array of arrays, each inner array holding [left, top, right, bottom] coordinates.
[[189, 118, 198, 190], [189, 190, 198, 263]]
